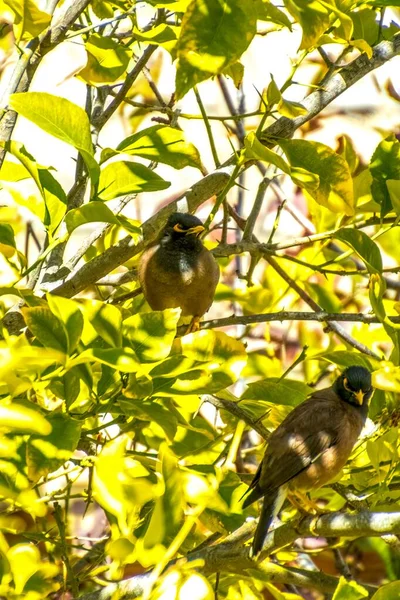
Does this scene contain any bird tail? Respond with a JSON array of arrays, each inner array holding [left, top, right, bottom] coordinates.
[[250, 486, 287, 558]]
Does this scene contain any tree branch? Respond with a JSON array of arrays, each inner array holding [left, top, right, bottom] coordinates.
[[46, 36, 400, 299], [92, 45, 158, 131], [260, 35, 400, 143], [76, 509, 400, 599], [265, 256, 381, 359], [51, 167, 235, 296], [211, 218, 399, 256], [0, 0, 91, 167], [198, 310, 400, 330], [202, 394, 270, 440]]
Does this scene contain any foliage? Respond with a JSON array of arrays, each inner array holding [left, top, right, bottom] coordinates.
[[0, 0, 400, 599]]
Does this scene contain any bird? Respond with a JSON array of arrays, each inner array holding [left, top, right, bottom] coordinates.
[[242, 365, 373, 558], [138, 212, 220, 333]]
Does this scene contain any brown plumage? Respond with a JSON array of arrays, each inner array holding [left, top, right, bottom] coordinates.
[[138, 213, 219, 332], [243, 366, 373, 557]]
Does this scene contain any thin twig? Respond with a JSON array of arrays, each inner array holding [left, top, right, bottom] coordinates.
[[202, 395, 270, 440], [92, 45, 157, 131], [194, 86, 220, 168], [242, 178, 270, 240]]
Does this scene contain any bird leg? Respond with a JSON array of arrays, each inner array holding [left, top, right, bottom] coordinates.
[[288, 491, 327, 517], [185, 316, 201, 334]]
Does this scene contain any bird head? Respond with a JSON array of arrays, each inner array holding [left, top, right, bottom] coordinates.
[[161, 213, 206, 249], [333, 366, 373, 407]]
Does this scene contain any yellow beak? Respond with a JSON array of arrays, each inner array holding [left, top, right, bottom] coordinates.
[[354, 389, 364, 405], [186, 225, 205, 237]]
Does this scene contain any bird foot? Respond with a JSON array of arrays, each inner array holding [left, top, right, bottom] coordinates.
[[185, 316, 201, 334], [289, 491, 326, 517]]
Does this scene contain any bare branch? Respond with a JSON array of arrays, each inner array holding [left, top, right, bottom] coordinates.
[[202, 394, 270, 440], [266, 256, 381, 359], [199, 310, 400, 329]]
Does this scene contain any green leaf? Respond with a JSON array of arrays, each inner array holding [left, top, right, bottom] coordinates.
[[290, 167, 320, 192], [27, 413, 82, 481], [62, 368, 82, 407], [9, 92, 99, 186], [317, 351, 373, 370], [223, 61, 244, 88], [386, 179, 400, 215], [78, 34, 131, 85], [332, 576, 368, 600], [178, 330, 246, 372], [123, 308, 181, 362], [337, 134, 359, 176], [278, 97, 307, 118], [370, 581, 400, 599], [368, 273, 400, 364], [319, 0, 353, 41], [305, 281, 340, 312], [0, 344, 66, 395], [93, 436, 154, 532], [144, 444, 184, 547], [7, 544, 42, 594], [111, 125, 203, 170], [370, 135, 400, 216], [133, 23, 177, 48], [241, 377, 312, 406], [0, 403, 51, 435], [279, 139, 354, 216], [351, 9, 379, 46], [362, 538, 398, 582], [120, 398, 178, 439], [22, 307, 69, 353], [65, 202, 120, 233], [243, 132, 290, 174], [0, 223, 16, 258], [4, 0, 51, 41], [257, 1, 293, 29], [2, 141, 67, 234], [65, 201, 141, 236], [266, 76, 282, 107], [91, 0, 114, 18], [175, 0, 257, 99], [0, 159, 30, 182], [121, 373, 153, 400], [73, 347, 139, 373], [79, 299, 122, 347], [372, 363, 400, 393], [283, 0, 330, 48], [98, 161, 170, 201], [151, 332, 247, 396], [334, 228, 383, 274], [47, 294, 84, 354]]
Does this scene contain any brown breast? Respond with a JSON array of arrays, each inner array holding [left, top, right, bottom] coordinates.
[[138, 245, 219, 317], [289, 400, 365, 491]]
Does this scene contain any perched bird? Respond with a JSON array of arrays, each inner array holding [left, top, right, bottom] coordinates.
[[138, 212, 220, 333], [242, 365, 373, 558]]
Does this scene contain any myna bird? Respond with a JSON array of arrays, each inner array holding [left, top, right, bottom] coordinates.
[[138, 213, 220, 333], [242, 365, 373, 558]]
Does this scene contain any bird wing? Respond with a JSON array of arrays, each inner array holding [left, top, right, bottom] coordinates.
[[257, 389, 344, 493]]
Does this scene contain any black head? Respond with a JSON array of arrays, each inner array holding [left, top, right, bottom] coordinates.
[[160, 213, 205, 250], [333, 366, 373, 407]]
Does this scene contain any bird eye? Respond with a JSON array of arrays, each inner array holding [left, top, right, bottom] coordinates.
[[173, 223, 187, 233], [343, 377, 353, 392]]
